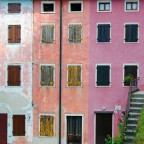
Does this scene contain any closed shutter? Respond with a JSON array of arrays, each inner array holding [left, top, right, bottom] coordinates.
[[125, 25, 138, 42], [8, 3, 21, 13], [97, 66, 110, 86], [76, 25, 82, 43], [41, 66, 54, 86], [40, 115, 54, 136], [15, 25, 21, 43], [13, 115, 25, 136], [68, 25, 74, 42], [98, 24, 110, 42], [8, 66, 21, 86], [8, 26, 13, 43]]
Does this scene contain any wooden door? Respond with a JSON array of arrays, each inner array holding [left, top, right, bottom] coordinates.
[[0, 114, 7, 144], [96, 113, 112, 144]]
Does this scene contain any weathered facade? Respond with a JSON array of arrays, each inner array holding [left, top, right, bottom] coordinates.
[[0, 0, 33, 143], [33, 0, 89, 144]]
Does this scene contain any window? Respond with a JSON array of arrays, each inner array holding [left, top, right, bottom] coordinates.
[[67, 116, 82, 143], [97, 24, 111, 43], [96, 65, 111, 86], [7, 65, 21, 86], [8, 25, 21, 43], [68, 24, 82, 43], [97, 1, 111, 12], [125, 0, 139, 11], [125, 24, 138, 42], [8, 3, 21, 13], [69, 1, 83, 12], [41, 1, 55, 13], [67, 65, 82, 87], [41, 24, 55, 43], [39, 115, 54, 136], [40, 65, 54, 87], [124, 65, 138, 86], [13, 115, 25, 136]]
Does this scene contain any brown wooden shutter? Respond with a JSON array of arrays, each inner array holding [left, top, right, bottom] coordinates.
[[8, 26, 13, 43], [15, 25, 21, 43], [8, 3, 21, 13], [13, 115, 25, 136], [8, 66, 21, 86]]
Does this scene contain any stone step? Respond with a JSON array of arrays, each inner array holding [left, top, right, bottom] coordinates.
[[131, 97, 144, 103], [128, 112, 140, 118], [126, 129, 136, 137], [126, 136, 135, 143], [127, 124, 137, 130], [127, 117, 139, 124], [131, 94, 144, 98], [129, 107, 142, 113]]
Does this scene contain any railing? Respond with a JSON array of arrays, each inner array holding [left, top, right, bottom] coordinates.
[[122, 77, 140, 141]]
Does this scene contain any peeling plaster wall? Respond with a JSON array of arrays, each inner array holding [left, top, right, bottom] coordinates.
[[33, 0, 89, 144], [89, 0, 144, 143], [0, 0, 33, 143]]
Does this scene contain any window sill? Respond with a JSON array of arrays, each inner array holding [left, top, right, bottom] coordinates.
[[96, 42, 111, 44], [6, 86, 23, 88], [97, 11, 111, 13], [95, 85, 111, 88], [69, 11, 83, 13], [41, 12, 55, 14], [124, 42, 139, 44], [40, 86, 55, 88], [7, 43, 22, 45], [125, 10, 139, 12]]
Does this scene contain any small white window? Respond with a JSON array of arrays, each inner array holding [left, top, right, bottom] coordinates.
[[125, 0, 139, 12], [97, 0, 111, 12], [69, 1, 83, 13], [41, 1, 55, 13]]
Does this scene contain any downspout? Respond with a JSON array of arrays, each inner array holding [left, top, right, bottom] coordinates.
[[59, 0, 62, 144]]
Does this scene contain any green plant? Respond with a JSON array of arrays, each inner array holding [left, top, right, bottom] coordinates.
[[134, 108, 144, 144], [124, 74, 132, 86]]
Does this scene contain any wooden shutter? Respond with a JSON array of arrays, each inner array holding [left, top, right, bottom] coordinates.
[[41, 66, 54, 86], [40, 115, 54, 136], [8, 3, 21, 13], [41, 25, 47, 43], [68, 25, 74, 43], [15, 25, 21, 43], [97, 66, 110, 86], [8, 26, 13, 43], [13, 115, 25, 136], [8, 65, 21, 86], [131, 25, 138, 42], [47, 25, 54, 43], [76, 25, 82, 43], [98, 24, 110, 42]]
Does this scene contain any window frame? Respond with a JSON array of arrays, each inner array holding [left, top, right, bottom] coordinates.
[[96, 23, 111, 43], [41, 1, 55, 14], [97, 0, 112, 12], [124, 23, 139, 43], [7, 24, 21, 45], [65, 114, 84, 144], [12, 114, 26, 136], [40, 23, 55, 44], [68, 23, 82, 44], [6, 63, 23, 87], [123, 64, 139, 87], [67, 64, 82, 87], [7, 2, 21, 14], [69, 1, 83, 13], [95, 64, 111, 87], [125, 0, 139, 12], [39, 114, 55, 137], [40, 64, 55, 87]]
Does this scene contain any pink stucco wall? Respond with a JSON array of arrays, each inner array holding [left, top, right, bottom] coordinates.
[[89, 0, 144, 143], [33, 0, 89, 143]]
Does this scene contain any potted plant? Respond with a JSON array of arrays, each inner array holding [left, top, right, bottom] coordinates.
[[124, 74, 132, 86]]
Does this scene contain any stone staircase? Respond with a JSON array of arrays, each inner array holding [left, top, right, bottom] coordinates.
[[126, 91, 144, 143]]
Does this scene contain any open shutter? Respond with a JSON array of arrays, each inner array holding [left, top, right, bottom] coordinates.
[[13, 115, 25, 136], [97, 66, 110, 86], [15, 25, 21, 43], [76, 25, 82, 43], [41, 25, 47, 43]]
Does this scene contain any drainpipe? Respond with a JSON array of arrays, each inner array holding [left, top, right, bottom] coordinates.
[[59, 0, 62, 144]]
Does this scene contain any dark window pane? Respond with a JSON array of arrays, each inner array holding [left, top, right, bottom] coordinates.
[[8, 3, 21, 13], [71, 3, 82, 12], [43, 4, 54, 12]]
